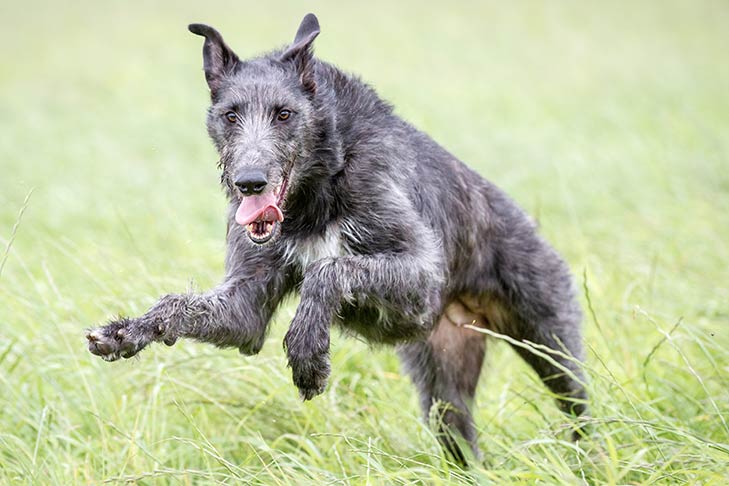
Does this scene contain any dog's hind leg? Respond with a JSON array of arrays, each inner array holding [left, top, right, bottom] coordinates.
[[468, 243, 589, 437], [506, 309, 588, 438], [397, 300, 486, 464]]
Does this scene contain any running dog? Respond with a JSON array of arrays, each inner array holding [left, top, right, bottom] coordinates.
[[87, 13, 588, 463]]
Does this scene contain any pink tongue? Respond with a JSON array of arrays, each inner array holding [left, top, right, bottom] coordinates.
[[235, 193, 284, 226]]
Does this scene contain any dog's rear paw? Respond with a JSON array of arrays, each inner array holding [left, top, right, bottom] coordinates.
[[86, 318, 146, 361]]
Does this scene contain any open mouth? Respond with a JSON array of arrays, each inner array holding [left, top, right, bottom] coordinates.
[[246, 220, 277, 243], [235, 174, 289, 244]]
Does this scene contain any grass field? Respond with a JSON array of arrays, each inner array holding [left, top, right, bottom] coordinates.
[[1, 0, 728, 484]]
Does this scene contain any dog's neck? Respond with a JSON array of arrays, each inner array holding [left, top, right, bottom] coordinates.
[[279, 80, 343, 239], [263, 59, 393, 242]]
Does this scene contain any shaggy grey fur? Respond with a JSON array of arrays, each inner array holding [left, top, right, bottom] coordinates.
[[87, 13, 588, 463]]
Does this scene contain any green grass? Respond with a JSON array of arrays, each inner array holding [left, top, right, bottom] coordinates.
[[1, 0, 728, 483]]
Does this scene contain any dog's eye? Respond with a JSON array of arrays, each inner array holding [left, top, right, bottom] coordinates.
[[225, 111, 237, 123], [277, 109, 291, 122]]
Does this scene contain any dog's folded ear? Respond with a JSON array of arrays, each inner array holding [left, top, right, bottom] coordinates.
[[188, 23, 240, 95], [280, 13, 320, 95]]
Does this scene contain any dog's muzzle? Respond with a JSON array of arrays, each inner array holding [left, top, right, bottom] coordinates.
[[234, 174, 289, 244]]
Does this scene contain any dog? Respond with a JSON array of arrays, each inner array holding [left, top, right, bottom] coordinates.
[[87, 13, 588, 463]]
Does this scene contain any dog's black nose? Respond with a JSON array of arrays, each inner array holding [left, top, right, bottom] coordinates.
[[234, 171, 268, 195]]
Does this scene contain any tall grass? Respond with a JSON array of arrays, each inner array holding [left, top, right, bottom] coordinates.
[[1, 0, 727, 483]]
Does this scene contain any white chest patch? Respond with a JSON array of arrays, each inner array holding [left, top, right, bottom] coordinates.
[[283, 224, 346, 270]]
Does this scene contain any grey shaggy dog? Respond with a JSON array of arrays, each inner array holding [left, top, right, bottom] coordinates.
[[87, 13, 588, 463]]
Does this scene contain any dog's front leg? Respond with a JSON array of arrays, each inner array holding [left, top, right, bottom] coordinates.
[[283, 264, 338, 400], [284, 253, 442, 400], [87, 271, 290, 361]]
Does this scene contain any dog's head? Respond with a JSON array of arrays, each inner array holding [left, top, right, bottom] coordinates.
[[189, 14, 321, 245]]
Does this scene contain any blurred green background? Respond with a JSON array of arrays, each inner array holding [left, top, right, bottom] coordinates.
[[1, 0, 727, 484]]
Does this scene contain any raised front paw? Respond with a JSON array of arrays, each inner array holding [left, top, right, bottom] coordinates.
[[283, 301, 333, 400], [289, 350, 331, 400], [86, 318, 150, 362]]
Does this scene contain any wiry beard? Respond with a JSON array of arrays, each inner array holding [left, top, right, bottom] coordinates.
[[217, 144, 239, 199]]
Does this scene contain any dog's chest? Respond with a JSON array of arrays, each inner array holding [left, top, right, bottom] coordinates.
[[284, 224, 346, 270]]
